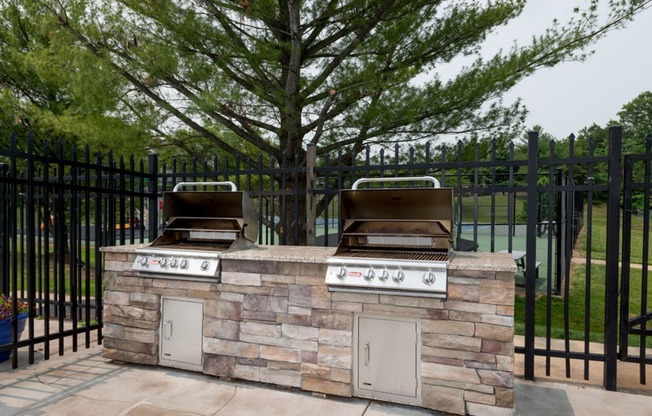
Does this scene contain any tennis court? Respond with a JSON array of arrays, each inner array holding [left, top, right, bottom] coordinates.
[[458, 223, 558, 292]]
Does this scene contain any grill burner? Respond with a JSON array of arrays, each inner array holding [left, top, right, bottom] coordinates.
[[325, 176, 453, 298], [132, 182, 257, 278]]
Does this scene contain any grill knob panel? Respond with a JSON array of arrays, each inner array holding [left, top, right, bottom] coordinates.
[[336, 267, 347, 279], [363, 269, 375, 281], [423, 272, 436, 285], [392, 270, 405, 283], [378, 270, 390, 281], [200, 260, 210, 271], [180, 259, 189, 269]]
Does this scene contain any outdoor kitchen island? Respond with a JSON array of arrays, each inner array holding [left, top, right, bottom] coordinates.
[[102, 245, 516, 416]]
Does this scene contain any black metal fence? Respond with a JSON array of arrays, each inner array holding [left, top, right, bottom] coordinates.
[[1, 128, 650, 391], [0, 137, 154, 367], [620, 139, 652, 384]]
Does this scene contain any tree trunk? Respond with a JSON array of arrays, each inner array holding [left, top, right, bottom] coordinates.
[[276, 178, 308, 246]]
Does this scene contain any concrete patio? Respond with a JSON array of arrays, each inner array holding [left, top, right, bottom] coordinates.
[[1, 342, 651, 416]]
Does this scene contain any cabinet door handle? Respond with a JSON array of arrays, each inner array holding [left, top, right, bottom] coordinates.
[[364, 340, 370, 366], [164, 319, 173, 340]]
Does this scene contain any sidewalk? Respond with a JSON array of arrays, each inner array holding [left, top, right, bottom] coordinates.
[[2, 345, 652, 416], [0, 346, 435, 416]]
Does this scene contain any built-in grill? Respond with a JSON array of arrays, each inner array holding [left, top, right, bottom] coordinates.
[[325, 177, 453, 298], [132, 182, 257, 279]]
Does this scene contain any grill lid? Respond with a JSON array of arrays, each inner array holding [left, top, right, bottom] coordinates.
[[334, 177, 454, 255], [150, 181, 258, 249]]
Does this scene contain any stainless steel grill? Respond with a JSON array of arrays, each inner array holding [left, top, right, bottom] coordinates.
[[325, 176, 453, 298], [132, 182, 257, 279]]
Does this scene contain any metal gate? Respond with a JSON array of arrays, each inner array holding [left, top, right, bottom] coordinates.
[[619, 142, 652, 384], [0, 136, 155, 368]]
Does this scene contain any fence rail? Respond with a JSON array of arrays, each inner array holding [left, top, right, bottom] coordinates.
[[0, 129, 650, 391]]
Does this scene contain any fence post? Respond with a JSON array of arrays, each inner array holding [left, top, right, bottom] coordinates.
[[25, 154, 37, 363], [147, 153, 159, 242], [306, 144, 316, 246], [524, 130, 539, 380], [604, 125, 622, 391], [0, 163, 6, 295], [555, 169, 563, 295], [619, 155, 633, 364]]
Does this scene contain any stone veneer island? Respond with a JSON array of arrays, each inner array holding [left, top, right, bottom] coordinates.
[[102, 245, 516, 415]]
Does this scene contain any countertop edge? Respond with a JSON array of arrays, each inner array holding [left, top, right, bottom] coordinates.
[[101, 244, 517, 271]]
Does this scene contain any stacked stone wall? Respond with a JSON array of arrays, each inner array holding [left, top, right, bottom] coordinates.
[[102, 248, 515, 415]]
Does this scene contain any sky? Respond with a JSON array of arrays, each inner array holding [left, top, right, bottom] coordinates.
[[495, 1, 652, 138]]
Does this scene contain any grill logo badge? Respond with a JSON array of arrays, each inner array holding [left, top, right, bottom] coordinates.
[[348, 271, 362, 277]]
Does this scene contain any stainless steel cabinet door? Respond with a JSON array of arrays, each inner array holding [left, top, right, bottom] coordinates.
[[161, 298, 203, 366], [357, 316, 418, 398]]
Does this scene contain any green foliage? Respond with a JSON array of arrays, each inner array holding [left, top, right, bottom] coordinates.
[[15, 0, 650, 163], [616, 92, 652, 209], [572, 92, 652, 208], [0, 0, 153, 159], [618, 91, 652, 153], [5, 1, 650, 243]]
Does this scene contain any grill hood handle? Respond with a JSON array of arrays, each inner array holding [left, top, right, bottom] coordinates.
[[351, 176, 440, 190], [173, 181, 238, 192]]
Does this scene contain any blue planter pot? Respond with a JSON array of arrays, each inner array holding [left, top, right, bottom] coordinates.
[[0, 313, 28, 362]]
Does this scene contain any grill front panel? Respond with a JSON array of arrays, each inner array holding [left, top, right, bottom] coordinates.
[[325, 256, 448, 296]]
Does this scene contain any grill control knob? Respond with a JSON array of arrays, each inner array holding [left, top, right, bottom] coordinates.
[[423, 272, 436, 285], [139, 256, 149, 267], [336, 267, 347, 279], [378, 269, 390, 281], [363, 269, 375, 281], [180, 259, 189, 269], [160, 258, 168, 267], [392, 270, 405, 283], [200, 260, 210, 271], [169, 259, 178, 268]]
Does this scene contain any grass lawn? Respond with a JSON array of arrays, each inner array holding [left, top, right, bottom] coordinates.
[[10, 241, 100, 298], [514, 263, 652, 348], [515, 202, 652, 347], [576, 204, 652, 264], [514, 264, 606, 343]]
